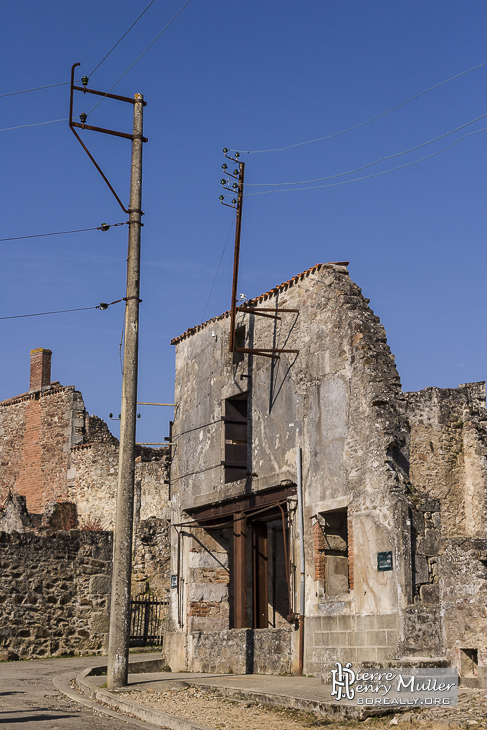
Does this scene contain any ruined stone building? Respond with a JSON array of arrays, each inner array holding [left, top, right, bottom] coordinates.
[[0, 347, 171, 596], [166, 262, 487, 687]]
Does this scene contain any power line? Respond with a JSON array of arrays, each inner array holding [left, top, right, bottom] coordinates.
[[87, 0, 193, 117], [244, 125, 487, 196], [235, 60, 487, 155], [0, 82, 71, 99], [0, 0, 158, 102], [0, 298, 125, 321], [0, 0, 159, 98], [0, 222, 127, 243], [247, 112, 487, 187], [200, 215, 236, 323], [90, 0, 159, 77], [0, 118, 70, 133]]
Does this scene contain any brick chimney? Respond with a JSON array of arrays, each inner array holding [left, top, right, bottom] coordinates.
[[29, 348, 52, 391]]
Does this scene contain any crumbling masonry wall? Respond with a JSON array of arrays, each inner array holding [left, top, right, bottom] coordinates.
[[67, 443, 170, 530], [0, 530, 112, 659], [0, 386, 86, 513], [405, 383, 487, 681]]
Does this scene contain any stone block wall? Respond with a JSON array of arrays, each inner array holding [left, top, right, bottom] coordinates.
[[0, 530, 112, 659], [186, 527, 231, 634], [305, 613, 398, 674]]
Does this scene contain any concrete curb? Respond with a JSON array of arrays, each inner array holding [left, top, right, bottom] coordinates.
[[76, 666, 217, 730], [53, 671, 164, 729], [73, 658, 395, 725], [182, 681, 368, 720]]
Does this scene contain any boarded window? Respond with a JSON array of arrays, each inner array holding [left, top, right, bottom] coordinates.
[[223, 395, 248, 483]]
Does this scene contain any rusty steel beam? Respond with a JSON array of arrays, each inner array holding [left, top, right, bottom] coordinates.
[[72, 84, 147, 106], [237, 306, 299, 313], [186, 485, 296, 522], [71, 120, 148, 142], [233, 512, 248, 628]]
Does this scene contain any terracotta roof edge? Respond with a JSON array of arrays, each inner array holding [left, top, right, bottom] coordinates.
[[170, 261, 349, 345]]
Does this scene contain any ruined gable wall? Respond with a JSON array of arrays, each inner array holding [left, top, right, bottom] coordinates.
[[0, 386, 85, 513], [170, 264, 412, 672]]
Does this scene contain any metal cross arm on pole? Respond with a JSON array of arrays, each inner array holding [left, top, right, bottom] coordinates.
[[68, 63, 148, 214]]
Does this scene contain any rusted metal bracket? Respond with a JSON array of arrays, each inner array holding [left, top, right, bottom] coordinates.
[[69, 63, 147, 214], [221, 149, 300, 360]]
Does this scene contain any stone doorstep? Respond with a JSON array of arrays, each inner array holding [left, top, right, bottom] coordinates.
[[77, 660, 400, 724]]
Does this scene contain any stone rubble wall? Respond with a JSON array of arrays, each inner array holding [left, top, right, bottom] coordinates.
[[406, 382, 487, 538], [68, 443, 170, 530], [0, 530, 112, 659], [440, 537, 487, 685], [132, 517, 171, 597]]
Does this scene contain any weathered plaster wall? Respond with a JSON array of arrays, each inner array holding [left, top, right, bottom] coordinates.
[[167, 263, 487, 678], [0, 530, 112, 659], [0, 376, 170, 532]]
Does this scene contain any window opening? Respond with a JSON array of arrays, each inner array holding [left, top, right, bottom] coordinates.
[[233, 326, 246, 365], [460, 648, 478, 677], [315, 508, 350, 595], [223, 395, 248, 483]]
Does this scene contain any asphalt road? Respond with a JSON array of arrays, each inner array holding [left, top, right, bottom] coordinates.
[[0, 654, 162, 729]]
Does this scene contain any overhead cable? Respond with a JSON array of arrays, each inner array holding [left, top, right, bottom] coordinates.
[[0, 118, 70, 133], [0, 297, 126, 321], [0, 82, 71, 99], [235, 60, 487, 154], [87, 0, 193, 117], [0, 0, 159, 97], [247, 112, 487, 187], [0, 222, 127, 243], [244, 125, 487, 195], [89, 0, 159, 76]]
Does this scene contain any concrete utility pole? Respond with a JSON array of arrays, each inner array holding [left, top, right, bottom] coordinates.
[[107, 93, 144, 690]]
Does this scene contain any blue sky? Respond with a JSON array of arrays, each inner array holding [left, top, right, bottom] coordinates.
[[1, 1, 486, 444]]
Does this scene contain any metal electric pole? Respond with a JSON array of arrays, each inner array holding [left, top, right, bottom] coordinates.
[[107, 93, 144, 690]]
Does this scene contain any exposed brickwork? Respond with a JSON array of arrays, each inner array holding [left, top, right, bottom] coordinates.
[[347, 509, 354, 591], [29, 348, 52, 391], [0, 386, 82, 513], [0, 349, 170, 526], [313, 521, 325, 581]]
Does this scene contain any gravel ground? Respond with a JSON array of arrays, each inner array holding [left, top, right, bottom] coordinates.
[[116, 685, 487, 730]]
